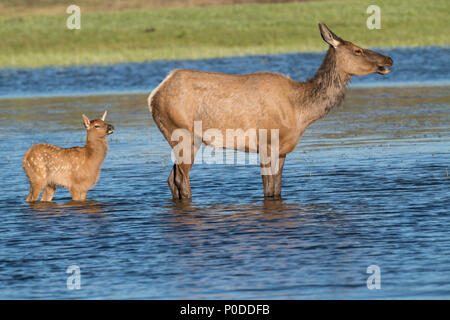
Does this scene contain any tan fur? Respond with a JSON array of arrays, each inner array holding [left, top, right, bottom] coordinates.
[[148, 23, 393, 199], [23, 112, 114, 202]]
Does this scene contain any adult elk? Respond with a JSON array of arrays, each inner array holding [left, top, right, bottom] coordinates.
[[148, 23, 393, 199]]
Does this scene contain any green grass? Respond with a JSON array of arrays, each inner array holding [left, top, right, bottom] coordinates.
[[0, 0, 448, 68]]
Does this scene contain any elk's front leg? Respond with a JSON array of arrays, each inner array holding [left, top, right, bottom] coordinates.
[[41, 185, 56, 202], [273, 155, 286, 198], [69, 188, 87, 201], [261, 172, 275, 197], [261, 155, 286, 198], [178, 163, 193, 199]]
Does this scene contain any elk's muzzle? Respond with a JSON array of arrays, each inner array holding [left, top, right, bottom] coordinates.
[[377, 56, 393, 75], [107, 124, 114, 134]]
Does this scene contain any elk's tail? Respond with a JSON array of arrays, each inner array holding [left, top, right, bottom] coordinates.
[[147, 69, 180, 115]]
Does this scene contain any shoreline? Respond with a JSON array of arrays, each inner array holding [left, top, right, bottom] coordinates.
[[0, 0, 447, 68], [1, 45, 448, 72], [1, 46, 448, 100]]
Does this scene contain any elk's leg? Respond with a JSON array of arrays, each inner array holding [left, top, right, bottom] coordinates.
[[168, 165, 180, 199], [168, 144, 197, 199], [41, 185, 56, 202], [79, 191, 88, 201], [26, 181, 45, 202], [261, 155, 286, 198], [261, 170, 275, 197], [69, 188, 84, 201], [169, 163, 194, 199], [273, 155, 286, 198], [177, 163, 193, 199]]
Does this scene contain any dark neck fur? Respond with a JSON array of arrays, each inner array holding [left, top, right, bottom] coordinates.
[[303, 47, 350, 123]]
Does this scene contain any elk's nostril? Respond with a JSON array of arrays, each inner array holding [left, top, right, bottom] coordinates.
[[107, 124, 114, 133], [387, 57, 393, 66]]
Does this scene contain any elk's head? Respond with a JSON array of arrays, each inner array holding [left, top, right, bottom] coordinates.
[[82, 111, 114, 139], [318, 23, 393, 76]]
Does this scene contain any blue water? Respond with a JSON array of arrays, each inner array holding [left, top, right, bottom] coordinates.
[[0, 46, 448, 99], [0, 48, 449, 299]]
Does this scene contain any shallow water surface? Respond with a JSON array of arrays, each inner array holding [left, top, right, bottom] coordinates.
[[0, 46, 448, 98], [0, 85, 449, 299]]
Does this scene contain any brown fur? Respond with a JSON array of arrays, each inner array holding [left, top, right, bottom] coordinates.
[[148, 23, 393, 199], [23, 112, 114, 202]]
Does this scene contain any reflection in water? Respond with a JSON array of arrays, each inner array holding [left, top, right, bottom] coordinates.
[[164, 198, 342, 230], [28, 200, 106, 218]]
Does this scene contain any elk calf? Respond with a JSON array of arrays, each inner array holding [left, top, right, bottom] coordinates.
[[23, 111, 114, 202]]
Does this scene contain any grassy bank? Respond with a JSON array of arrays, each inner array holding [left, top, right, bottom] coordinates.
[[0, 0, 448, 68], [0, 0, 314, 16]]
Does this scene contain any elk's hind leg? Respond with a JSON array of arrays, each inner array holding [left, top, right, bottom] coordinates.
[[168, 144, 197, 199], [26, 181, 45, 202], [261, 155, 286, 199], [69, 188, 82, 201], [168, 165, 180, 199], [273, 155, 286, 198], [41, 185, 56, 202], [168, 163, 194, 199]]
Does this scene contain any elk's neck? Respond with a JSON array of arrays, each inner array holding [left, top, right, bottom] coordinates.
[[85, 136, 108, 164], [301, 47, 350, 125]]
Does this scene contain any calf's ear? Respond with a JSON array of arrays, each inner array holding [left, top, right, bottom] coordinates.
[[82, 114, 90, 128], [101, 110, 107, 121]]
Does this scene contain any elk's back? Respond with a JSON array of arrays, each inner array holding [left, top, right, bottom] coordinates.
[[149, 69, 298, 134]]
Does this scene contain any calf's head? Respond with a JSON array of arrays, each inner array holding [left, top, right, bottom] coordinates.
[[82, 111, 114, 139]]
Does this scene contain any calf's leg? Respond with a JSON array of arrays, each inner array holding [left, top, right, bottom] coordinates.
[[26, 181, 45, 202], [69, 188, 85, 201], [41, 185, 56, 202]]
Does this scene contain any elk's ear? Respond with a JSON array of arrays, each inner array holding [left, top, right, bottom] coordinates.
[[100, 110, 107, 121], [82, 114, 90, 128], [318, 23, 343, 48]]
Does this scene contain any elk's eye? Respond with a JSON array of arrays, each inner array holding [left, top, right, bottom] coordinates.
[[354, 49, 362, 55], [94, 125, 100, 128]]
